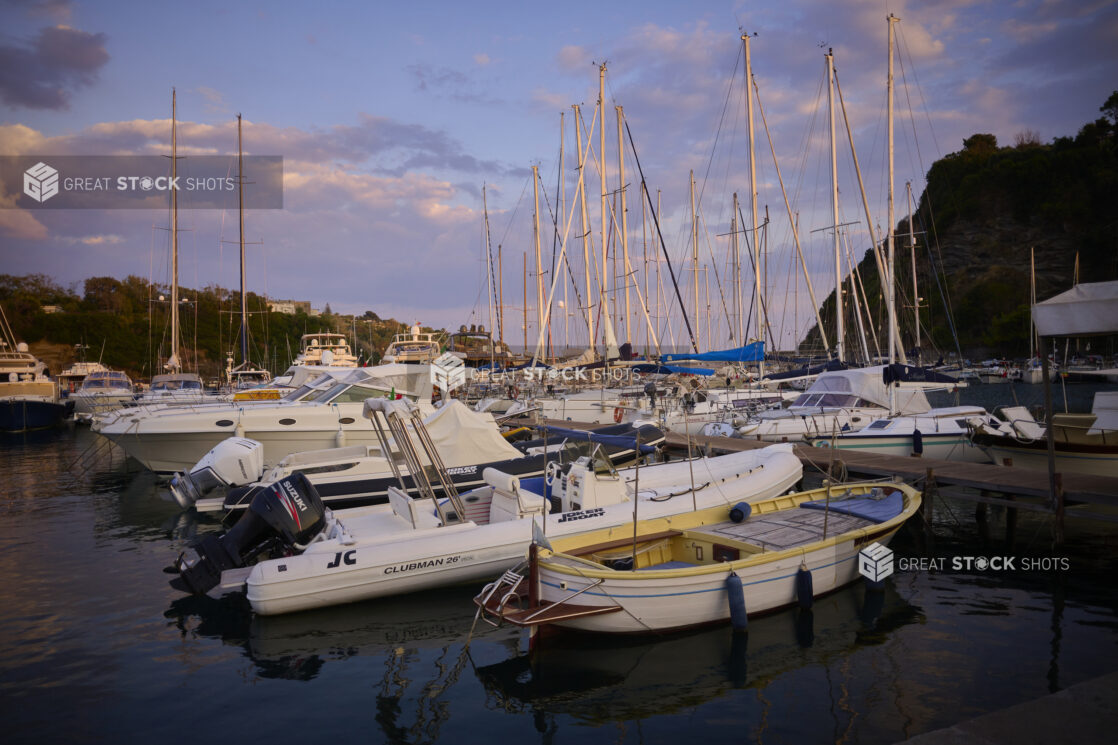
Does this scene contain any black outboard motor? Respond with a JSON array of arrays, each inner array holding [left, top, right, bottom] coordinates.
[[168, 472, 326, 596]]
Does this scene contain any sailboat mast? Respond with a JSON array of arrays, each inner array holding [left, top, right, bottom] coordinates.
[[690, 170, 700, 352], [887, 13, 899, 372], [732, 192, 741, 342], [827, 51, 844, 363], [238, 114, 248, 368], [907, 180, 919, 352], [597, 64, 609, 348], [573, 104, 594, 352], [483, 184, 495, 344], [532, 165, 544, 342], [170, 88, 180, 373], [616, 105, 631, 345], [744, 33, 763, 374], [559, 112, 567, 352]]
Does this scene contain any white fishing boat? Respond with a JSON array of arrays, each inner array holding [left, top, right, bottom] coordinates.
[[93, 364, 433, 473], [474, 481, 920, 635], [71, 369, 134, 422], [167, 399, 803, 615], [808, 406, 1010, 462]]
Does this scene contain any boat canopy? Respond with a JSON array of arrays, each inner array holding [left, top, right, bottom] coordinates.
[[662, 341, 764, 363], [422, 400, 524, 464], [806, 365, 930, 414], [1032, 280, 1118, 337]]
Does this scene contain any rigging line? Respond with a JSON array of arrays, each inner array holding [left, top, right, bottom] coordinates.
[[695, 43, 745, 210], [624, 119, 699, 353], [738, 204, 774, 349], [697, 203, 734, 343]]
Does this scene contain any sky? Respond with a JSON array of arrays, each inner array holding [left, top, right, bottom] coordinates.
[[1, 0, 1115, 354]]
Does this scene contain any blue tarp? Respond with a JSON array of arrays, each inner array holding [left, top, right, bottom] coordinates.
[[663, 341, 764, 363], [800, 489, 904, 524], [538, 425, 658, 454]]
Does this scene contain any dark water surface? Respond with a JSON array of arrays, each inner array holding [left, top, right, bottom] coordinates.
[[2, 386, 1117, 744]]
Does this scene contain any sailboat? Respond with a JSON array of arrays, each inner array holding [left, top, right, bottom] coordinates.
[[136, 89, 207, 406], [225, 114, 272, 391]]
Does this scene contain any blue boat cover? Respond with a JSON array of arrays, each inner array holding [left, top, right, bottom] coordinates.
[[538, 425, 658, 454], [800, 488, 904, 523], [663, 341, 764, 363]]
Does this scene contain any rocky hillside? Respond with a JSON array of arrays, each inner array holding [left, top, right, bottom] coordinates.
[[801, 92, 1118, 359]]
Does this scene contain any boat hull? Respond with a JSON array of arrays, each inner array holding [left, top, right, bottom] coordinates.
[[238, 447, 804, 615], [535, 529, 901, 634], [0, 398, 73, 432]]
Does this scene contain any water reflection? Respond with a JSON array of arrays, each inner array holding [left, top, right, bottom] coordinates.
[[164, 585, 484, 682], [473, 584, 923, 724]]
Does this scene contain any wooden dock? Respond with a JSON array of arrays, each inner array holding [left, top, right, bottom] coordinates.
[[661, 431, 1118, 507], [531, 417, 1118, 541]]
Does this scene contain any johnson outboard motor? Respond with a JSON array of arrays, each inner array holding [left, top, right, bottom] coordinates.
[[168, 437, 265, 509], [168, 472, 326, 596]]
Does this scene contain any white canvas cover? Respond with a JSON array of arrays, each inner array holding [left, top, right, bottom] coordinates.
[[1032, 280, 1118, 337], [808, 365, 931, 414], [422, 400, 524, 465]]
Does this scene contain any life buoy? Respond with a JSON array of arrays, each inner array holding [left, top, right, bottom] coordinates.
[[613, 407, 624, 423]]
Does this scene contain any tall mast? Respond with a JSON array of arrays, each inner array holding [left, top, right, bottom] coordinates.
[[827, 50, 844, 363], [744, 32, 763, 373], [573, 104, 594, 352], [597, 64, 609, 348], [559, 112, 567, 351], [169, 88, 180, 373], [887, 13, 899, 372], [483, 184, 495, 342], [907, 180, 919, 353], [616, 105, 631, 344], [690, 170, 700, 352], [732, 192, 741, 342], [498, 244, 504, 346], [237, 113, 248, 368], [522, 252, 528, 354], [532, 165, 544, 342]]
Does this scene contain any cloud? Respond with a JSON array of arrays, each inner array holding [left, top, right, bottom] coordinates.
[[0, 24, 109, 110], [473, 53, 491, 66]]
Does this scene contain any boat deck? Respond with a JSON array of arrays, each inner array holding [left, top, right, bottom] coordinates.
[[691, 508, 876, 552]]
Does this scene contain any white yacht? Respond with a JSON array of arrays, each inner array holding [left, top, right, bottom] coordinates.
[[293, 333, 359, 367], [92, 364, 434, 473], [382, 323, 441, 364], [71, 370, 134, 422]]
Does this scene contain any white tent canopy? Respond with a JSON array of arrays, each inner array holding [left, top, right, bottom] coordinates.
[[1032, 280, 1118, 337]]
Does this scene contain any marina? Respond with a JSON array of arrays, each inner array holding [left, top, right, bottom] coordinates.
[[2, 1, 1117, 742]]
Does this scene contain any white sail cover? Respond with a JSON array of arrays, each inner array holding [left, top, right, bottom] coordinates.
[[808, 365, 930, 414], [1032, 281, 1118, 337], [422, 400, 524, 464]]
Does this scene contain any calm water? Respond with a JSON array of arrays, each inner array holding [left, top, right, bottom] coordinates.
[[2, 383, 1117, 745]]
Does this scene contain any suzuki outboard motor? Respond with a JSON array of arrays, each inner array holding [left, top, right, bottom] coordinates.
[[168, 472, 326, 596], [169, 437, 265, 508]]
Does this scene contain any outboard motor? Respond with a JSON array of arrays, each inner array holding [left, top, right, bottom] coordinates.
[[168, 437, 265, 508], [168, 472, 326, 596]]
